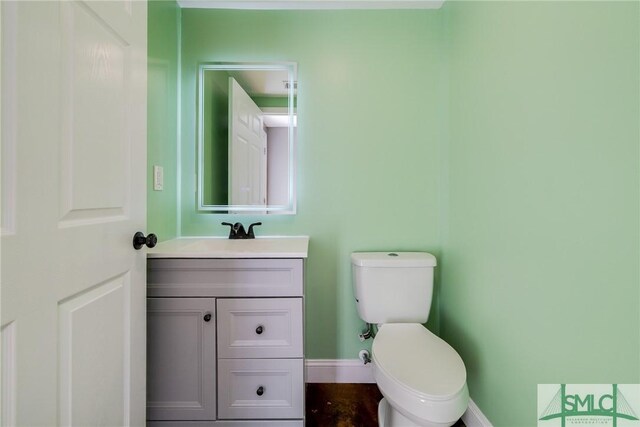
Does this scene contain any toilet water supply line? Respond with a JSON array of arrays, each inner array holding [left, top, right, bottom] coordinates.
[[359, 322, 376, 341], [359, 349, 372, 365], [358, 323, 377, 365]]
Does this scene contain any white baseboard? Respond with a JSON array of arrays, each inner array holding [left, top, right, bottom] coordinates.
[[305, 359, 492, 426], [462, 398, 493, 427], [305, 359, 375, 383]]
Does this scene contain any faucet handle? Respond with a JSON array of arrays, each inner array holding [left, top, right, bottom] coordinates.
[[221, 222, 235, 239], [247, 222, 262, 239]]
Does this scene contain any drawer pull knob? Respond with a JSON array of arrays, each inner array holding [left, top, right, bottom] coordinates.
[[203, 313, 212, 322], [256, 386, 264, 396], [255, 325, 264, 335]]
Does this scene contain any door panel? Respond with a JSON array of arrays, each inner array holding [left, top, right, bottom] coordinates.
[[60, 1, 131, 224], [58, 275, 129, 426], [1, 322, 17, 426]]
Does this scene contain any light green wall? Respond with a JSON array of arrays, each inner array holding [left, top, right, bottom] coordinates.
[[148, 0, 180, 242], [442, 1, 640, 425], [180, 9, 447, 358], [251, 96, 290, 108], [202, 70, 230, 205]]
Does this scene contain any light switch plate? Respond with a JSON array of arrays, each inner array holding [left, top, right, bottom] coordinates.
[[153, 165, 164, 191]]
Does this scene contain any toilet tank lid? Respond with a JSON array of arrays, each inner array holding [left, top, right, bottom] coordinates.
[[351, 252, 437, 268]]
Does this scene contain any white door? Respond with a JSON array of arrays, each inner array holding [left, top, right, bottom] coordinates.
[[1, 1, 147, 426], [228, 77, 266, 207]]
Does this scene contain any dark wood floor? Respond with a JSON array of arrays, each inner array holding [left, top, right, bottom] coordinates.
[[305, 383, 465, 427]]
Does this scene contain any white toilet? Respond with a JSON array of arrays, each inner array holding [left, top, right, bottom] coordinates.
[[351, 252, 469, 427]]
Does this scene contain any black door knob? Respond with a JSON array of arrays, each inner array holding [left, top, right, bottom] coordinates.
[[256, 386, 264, 396], [203, 313, 212, 322], [255, 325, 264, 335], [133, 232, 157, 250]]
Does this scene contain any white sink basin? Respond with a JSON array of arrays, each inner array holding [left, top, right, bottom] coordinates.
[[146, 236, 309, 259]]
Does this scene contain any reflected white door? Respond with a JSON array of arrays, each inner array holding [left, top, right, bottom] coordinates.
[[229, 77, 266, 207], [1, 1, 147, 426], [260, 128, 268, 206]]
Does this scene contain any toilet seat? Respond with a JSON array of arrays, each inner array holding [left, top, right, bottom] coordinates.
[[372, 323, 469, 425]]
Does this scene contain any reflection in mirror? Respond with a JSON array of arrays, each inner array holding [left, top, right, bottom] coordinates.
[[197, 63, 297, 214]]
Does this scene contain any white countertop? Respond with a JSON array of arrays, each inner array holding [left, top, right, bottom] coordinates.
[[147, 236, 309, 259]]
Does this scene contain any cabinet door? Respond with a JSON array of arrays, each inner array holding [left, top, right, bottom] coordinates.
[[147, 298, 216, 421]]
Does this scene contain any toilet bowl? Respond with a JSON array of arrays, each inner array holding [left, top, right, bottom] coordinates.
[[372, 323, 468, 427]]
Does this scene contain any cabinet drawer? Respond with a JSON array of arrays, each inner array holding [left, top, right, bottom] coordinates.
[[218, 359, 304, 420], [147, 258, 303, 298], [217, 298, 303, 359]]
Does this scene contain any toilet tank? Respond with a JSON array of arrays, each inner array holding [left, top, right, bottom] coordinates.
[[351, 252, 437, 324]]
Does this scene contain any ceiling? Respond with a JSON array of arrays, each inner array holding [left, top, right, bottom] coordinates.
[[228, 69, 292, 97]]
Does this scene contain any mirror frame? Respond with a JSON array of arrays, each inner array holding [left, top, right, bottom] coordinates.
[[196, 61, 297, 214]]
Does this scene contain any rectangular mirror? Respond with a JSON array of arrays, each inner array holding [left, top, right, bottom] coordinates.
[[197, 62, 297, 214]]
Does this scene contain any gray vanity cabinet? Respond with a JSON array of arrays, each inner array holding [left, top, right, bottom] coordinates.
[[146, 258, 305, 427]]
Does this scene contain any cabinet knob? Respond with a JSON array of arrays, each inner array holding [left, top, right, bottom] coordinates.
[[203, 313, 212, 322], [256, 386, 264, 396], [255, 325, 264, 335]]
